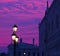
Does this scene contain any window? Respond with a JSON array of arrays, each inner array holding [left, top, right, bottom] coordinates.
[[24, 52, 26, 56], [19, 52, 21, 56], [28, 52, 30, 56], [42, 51, 44, 56], [51, 20, 53, 31], [56, 15, 59, 28], [48, 23, 50, 32], [33, 52, 35, 56], [44, 22, 48, 44], [37, 52, 39, 56], [44, 34, 48, 44]]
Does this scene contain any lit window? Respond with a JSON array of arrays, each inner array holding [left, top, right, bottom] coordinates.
[[24, 52, 26, 55]]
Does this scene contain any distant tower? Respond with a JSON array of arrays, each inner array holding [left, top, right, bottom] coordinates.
[[33, 38, 35, 45], [45, 0, 49, 15], [20, 38, 22, 43], [44, 0, 49, 44], [47, 1, 49, 9]]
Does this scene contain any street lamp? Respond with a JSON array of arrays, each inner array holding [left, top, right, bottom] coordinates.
[[13, 25, 18, 32], [12, 33, 16, 41], [12, 25, 18, 56], [12, 33, 19, 42]]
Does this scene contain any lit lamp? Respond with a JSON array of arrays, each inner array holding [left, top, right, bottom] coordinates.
[[12, 33, 16, 41], [13, 25, 18, 32], [15, 36, 19, 42], [24, 52, 26, 55], [12, 33, 19, 42]]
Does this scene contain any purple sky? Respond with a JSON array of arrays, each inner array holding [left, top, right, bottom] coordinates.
[[0, 0, 53, 51]]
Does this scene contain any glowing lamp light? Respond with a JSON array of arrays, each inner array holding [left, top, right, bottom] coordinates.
[[15, 37, 18, 42], [12, 33, 16, 40], [13, 25, 18, 32], [24, 53, 26, 55]]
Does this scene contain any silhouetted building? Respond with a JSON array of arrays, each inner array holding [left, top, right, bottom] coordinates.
[[0, 52, 7, 56], [39, 0, 60, 56], [8, 38, 39, 56]]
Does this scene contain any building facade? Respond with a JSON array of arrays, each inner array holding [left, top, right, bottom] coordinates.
[[39, 0, 60, 56], [8, 38, 40, 56]]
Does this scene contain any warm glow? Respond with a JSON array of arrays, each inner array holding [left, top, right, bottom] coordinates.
[[24, 53, 26, 55], [15, 38, 18, 42], [13, 27, 18, 32], [12, 35, 16, 40]]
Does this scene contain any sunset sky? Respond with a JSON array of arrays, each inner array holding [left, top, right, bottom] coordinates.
[[0, 0, 53, 53]]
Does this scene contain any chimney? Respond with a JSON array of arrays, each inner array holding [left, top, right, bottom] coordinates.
[[33, 38, 35, 45], [20, 38, 22, 43]]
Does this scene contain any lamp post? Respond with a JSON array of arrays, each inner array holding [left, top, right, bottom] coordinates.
[[12, 25, 18, 56]]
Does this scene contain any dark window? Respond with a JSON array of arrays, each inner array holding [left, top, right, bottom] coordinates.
[[48, 23, 50, 32], [56, 15, 59, 28], [37, 52, 39, 56], [33, 52, 35, 56], [44, 25, 48, 44], [51, 21, 53, 31], [28, 52, 30, 56], [19, 52, 21, 56], [44, 30, 47, 43], [42, 51, 44, 56], [44, 20, 48, 44]]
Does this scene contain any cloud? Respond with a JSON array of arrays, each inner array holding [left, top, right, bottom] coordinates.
[[0, 0, 53, 47], [0, 0, 46, 15], [0, 0, 17, 3]]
